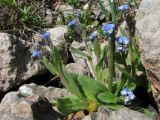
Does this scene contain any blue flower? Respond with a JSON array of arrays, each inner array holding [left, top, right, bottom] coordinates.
[[31, 50, 42, 58], [124, 92, 135, 105], [124, 96, 130, 105], [121, 87, 135, 105], [116, 36, 129, 52], [67, 20, 77, 27], [118, 4, 129, 12], [121, 87, 129, 96], [41, 32, 50, 39], [102, 23, 115, 36], [89, 31, 97, 41], [128, 91, 135, 100], [117, 36, 129, 45]]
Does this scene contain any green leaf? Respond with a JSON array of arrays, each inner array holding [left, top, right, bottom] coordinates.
[[115, 78, 128, 96], [95, 45, 108, 81], [107, 104, 124, 110], [70, 47, 92, 60], [93, 21, 99, 27], [101, 68, 109, 83], [77, 75, 108, 101], [51, 47, 63, 73], [57, 95, 88, 115], [119, 27, 127, 36], [109, 0, 117, 21], [127, 82, 136, 90], [97, 92, 117, 104], [43, 56, 57, 75], [98, 0, 109, 19], [0, 0, 17, 7], [116, 63, 135, 81], [62, 69, 86, 99], [112, 80, 121, 94], [93, 40, 101, 59]]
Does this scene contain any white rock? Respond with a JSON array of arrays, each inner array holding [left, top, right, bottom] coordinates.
[[0, 33, 46, 92], [19, 86, 33, 97]]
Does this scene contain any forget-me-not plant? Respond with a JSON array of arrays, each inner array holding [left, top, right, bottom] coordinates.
[[121, 87, 135, 105], [31, 50, 42, 58], [67, 20, 77, 27], [116, 36, 129, 52], [117, 36, 129, 44], [102, 23, 115, 36], [118, 4, 129, 12], [41, 32, 51, 39], [89, 31, 97, 41]]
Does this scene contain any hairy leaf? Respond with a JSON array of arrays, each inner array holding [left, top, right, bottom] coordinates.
[[97, 92, 118, 104], [62, 68, 86, 99], [57, 95, 87, 115], [77, 75, 108, 101], [43, 56, 57, 75], [106, 104, 124, 110]]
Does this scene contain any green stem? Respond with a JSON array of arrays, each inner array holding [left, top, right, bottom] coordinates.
[[82, 33, 98, 79], [108, 34, 115, 91], [115, 63, 128, 96], [109, 0, 117, 21], [108, 0, 116, 91], [126, 17, 136, 78]]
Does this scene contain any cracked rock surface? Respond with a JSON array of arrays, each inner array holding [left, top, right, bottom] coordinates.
[[135, 0, 160, 104]]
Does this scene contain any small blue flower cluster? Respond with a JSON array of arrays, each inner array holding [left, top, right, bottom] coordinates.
[[89, 31, 97, 41], [117, 36, 129, 44], [88, 23, 115, 41], [41, 32, 50, 39], [116, 36, 129, 52], [31, 50, 42, 58], [67, 3, 129, 41], [118, 4, 129, 12], [89, 23, 115, 41], [67, 20, 77, 27], [88, 23, 116, 41], [121, 87, 135, 105], [102, 23, 115, 36], [31, 31, 51, 58]]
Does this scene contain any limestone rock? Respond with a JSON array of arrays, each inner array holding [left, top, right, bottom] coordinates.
[[19, 83, 71, 103], [47, 26, 68, 46], [83, 106, 152, 120], [70, 40, 87, 65], [0, 92, 62, 120], [55, 5, 74, 18], [0, 33, 46, 93], [65, 63, 90, 76], [0, 84, 71, 120], [82, 115, 92, 120], [135, 0, 160, 103], [107, 108, 152, 120]]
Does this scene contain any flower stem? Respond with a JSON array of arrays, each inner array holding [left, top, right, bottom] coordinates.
[[108, 34, 115, 91], [108, 0, 116, 91]]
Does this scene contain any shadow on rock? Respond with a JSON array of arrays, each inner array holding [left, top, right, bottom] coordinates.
[[31, 97, 63, 120]]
